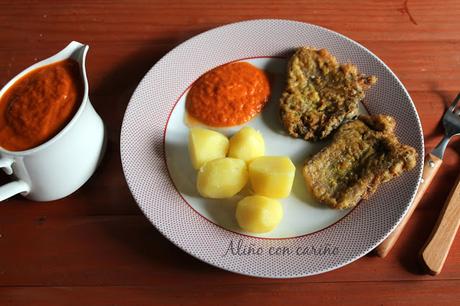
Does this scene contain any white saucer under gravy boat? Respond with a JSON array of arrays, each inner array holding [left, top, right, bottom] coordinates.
[[0, 41, 106, 201]]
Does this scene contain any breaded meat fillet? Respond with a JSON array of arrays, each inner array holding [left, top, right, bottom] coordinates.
[[302, 115, 417, 209], [280, 47, 377, 141]]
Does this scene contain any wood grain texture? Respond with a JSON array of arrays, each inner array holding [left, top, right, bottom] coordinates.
[[0, 0, 459, 305], [1, 281, 460, 306]]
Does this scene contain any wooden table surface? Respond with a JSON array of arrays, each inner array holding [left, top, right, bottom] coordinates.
[[1, 0, 459, 305]]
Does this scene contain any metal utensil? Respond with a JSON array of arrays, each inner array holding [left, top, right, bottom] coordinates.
[[375, 93, 460, 257]]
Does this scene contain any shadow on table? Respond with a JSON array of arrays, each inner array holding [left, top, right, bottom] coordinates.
[[79, 27, 210, 207], [79, 28, 228, 275], [79, 28, 460, 277], [367, 90, 460, 275], [100, 214, 221, 276]]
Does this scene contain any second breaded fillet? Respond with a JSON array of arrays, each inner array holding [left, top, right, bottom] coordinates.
[[302, 115, 417, 209], [280, 47, 377, 141]]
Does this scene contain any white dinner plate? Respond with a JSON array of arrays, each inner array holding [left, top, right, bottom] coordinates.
[[120, 19, 423, 278]]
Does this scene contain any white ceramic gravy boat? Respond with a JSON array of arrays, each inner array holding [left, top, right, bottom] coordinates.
[[0, 41, 106, 201]]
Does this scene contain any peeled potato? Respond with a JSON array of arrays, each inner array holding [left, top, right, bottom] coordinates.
[[236, 195, 283, 233], [197, 158, 248, 198], [188, 127, 229, 169], [249, 156, 295, 198], [228, 126, 265, 162]]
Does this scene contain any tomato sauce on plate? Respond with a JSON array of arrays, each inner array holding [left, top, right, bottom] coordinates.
[[186, 62, 270, 127]]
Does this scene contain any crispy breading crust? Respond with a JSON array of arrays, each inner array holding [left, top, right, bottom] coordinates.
[[280, 47, 377, 141], [302, 115, 418, 209]]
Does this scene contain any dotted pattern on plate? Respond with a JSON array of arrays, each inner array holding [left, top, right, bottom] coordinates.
[[120, 19, 424, 278]]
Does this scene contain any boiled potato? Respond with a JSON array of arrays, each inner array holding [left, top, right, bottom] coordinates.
[[228, 126, 265, 162], [188, 127, 229, 169], [197, 158, 248, 198], [249, 156, 295, 198], [236, 195, 283, 233]]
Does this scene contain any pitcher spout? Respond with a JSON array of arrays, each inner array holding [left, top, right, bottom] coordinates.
[[59, 41, 89, 64], [52, 41, 89, 89]]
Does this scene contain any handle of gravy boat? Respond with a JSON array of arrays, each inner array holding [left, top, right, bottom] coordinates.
[[0, 157, 30, 201]]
